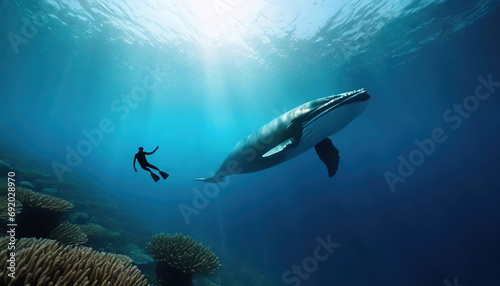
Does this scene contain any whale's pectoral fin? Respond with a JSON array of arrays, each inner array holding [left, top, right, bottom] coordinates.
[[193, 172, 226, 184], [262, 138, 295, 158], [314, 138, 340, 177], [193, 177, 220, 183]]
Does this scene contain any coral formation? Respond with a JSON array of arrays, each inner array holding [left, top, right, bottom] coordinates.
[[0, 237, 148, 285], [15, 167, 53, 189], [50, 221, 88, 246], [42, 187, 59, 194], [124, 242, 154, 265], [0, 196, 22, 220], [18, 181, 35, 189], [0, 186, 74, 238], [16, 187, 74, 212], [146, 233, 221, 286], [80, 223, 120, 240], [67, 211, 90, 224], [80, 223, 120, 249]]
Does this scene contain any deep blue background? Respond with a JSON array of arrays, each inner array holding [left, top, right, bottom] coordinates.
[[1, 0, 499, 285]]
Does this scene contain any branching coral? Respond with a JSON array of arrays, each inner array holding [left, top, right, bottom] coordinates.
[[79, 223, 120, 249], [146, 233, 221, 286], [80, 223, 120, 239], [0, 236, 8, 250], [50, 221, 88, 246], [0, 196, 22, 220], [15, 187, 73, 212], [0, 186, 74, 238], [0, 237, 148, 285]]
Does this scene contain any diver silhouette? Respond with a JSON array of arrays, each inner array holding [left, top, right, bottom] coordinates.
[[133, 146, 169, 182]]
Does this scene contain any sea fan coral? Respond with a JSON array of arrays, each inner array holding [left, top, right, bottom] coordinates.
[[50, 221, 88, 246], [146, 233, 221, 286], [0, 237, 148, 285]]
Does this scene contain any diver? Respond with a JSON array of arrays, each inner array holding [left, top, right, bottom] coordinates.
[[133, 146, 169, 182]]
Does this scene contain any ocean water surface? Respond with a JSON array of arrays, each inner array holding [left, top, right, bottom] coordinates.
[[1, 0, 500, 285]]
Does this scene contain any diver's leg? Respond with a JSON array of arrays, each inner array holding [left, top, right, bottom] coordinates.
[[145, 163, 160, 171], [146, 163, 169, 179], [141, 165, 152, 173], [145, 163, 167, 180], [142, 165, 160, 182]]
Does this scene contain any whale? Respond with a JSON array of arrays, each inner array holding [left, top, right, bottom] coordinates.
[[194, 88, 370, 183]]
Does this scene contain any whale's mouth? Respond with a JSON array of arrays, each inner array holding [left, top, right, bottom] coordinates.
[[333, 88, 370, 109], [304, 88, 370, 128]]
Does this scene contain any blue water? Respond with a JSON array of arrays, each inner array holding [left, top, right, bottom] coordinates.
[[1, 0, 500, 285]]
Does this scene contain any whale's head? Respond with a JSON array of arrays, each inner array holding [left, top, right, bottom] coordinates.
[[299, 88, 370, 146]]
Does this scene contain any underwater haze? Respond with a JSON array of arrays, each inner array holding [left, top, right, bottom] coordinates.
[[1, 0, 500, 285]]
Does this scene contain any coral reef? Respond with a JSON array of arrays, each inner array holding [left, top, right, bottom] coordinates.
[[0, 237, 148, 285], [0, 160, 12, 175], [80, 223, 120, 249], [0, 196, 22, 220], [124, 242, 154, 265], [0, 148, 61, 190], [16, 187, 74, 212], [70, 196, 156, 256], [50, 221, 88, 246], [15, 167, 53, 189], [67, 211, 90, 224], [146, 233, 221, 286], [2, 186, 74, 238], [81, 223, 120, 240], [42, 187, 58, 194], [0, 150, 160, 284], [18, 181, 35, 189]]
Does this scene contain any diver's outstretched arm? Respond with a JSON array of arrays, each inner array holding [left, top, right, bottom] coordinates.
[[145, 146, 159, 155], [133, 155, 137, 172]]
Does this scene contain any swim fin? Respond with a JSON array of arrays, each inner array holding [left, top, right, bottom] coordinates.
[[151, 173, 160, 182], [159, 171, 169, 180]]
